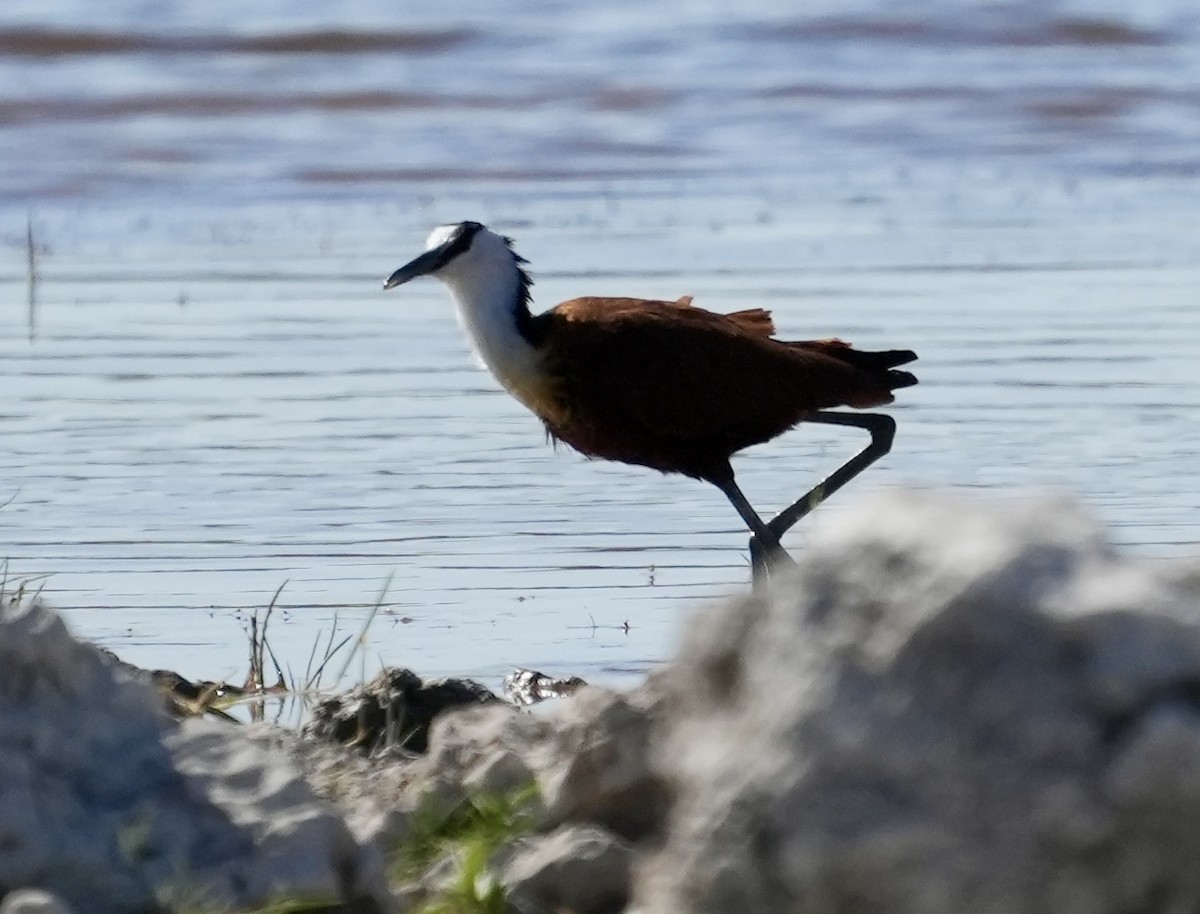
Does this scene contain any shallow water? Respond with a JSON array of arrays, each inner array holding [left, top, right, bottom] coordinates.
[[2, 1, 1199, 687]]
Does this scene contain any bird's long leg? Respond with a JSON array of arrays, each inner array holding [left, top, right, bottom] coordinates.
[[764, 411, 896, 540], [712, 475, 797, 590]]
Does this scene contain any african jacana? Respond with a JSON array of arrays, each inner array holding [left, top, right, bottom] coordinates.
[[384, 222, 917, 584]]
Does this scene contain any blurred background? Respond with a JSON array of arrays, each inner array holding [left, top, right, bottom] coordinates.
[[2, 0, 1198, 686]]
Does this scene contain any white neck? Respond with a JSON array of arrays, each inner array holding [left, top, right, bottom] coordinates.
[[433, 230, 541, 396]]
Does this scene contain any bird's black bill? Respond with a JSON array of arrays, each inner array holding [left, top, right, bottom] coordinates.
[[383, 246, 448, 290], [384, 222, 485, 290]]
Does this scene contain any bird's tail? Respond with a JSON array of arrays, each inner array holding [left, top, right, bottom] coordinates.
[[857, 349, 918, 391], [793, 339, 919, 391], [884, 366, 918, 390]]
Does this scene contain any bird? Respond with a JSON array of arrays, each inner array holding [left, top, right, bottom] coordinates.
[[384, 221, 917, 585]]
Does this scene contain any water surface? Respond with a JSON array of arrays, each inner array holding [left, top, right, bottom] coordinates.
[[2, 0, 1199, 686]]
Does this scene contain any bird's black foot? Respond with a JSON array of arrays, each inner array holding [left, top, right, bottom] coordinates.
[[749, 535, 796, 592]]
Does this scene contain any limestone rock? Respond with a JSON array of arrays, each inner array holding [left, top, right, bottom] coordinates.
[[0, 601, 389, 914], [422, 687, 667, 841], [502, 824, 632, 914], [531, 687, 666, 840], [638, 491, 1200, 914], [284, 734, 418, 850]]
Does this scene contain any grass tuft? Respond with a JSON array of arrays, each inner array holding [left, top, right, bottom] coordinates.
[[392, 784, 540, 914]]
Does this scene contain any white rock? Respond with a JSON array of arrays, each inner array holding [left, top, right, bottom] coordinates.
[[462, 746, 537, 796], [502, 824, 632, 914], [531, 688, 664, 839], [638, 491, 1200, 914], [0, 601, 390, 914], [422, 690, 665, 840]]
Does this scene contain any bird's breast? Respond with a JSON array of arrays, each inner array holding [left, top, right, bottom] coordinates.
[[500, 369, 571, 428]]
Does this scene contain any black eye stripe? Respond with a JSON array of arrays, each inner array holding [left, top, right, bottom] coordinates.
[[440, 221, 484, 262]]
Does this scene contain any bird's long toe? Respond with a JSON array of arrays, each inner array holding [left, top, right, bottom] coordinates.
[[749, 535, 795, 590]]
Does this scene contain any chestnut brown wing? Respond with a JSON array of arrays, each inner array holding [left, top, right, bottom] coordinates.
[[538, 298, 898, 441]]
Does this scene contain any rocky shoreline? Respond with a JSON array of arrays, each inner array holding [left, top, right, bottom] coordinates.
[[4, 490, 1200, 913]]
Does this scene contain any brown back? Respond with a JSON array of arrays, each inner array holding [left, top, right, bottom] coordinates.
[[535, 297, 905, 443]]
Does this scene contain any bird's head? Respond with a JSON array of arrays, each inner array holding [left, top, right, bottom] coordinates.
[[384, 221, 518, 290]]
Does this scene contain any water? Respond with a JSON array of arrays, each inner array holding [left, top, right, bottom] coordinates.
[[2, 1, 1199, 688]]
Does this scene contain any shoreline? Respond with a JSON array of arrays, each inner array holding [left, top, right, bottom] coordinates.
[[5, 490, 1200, 913]]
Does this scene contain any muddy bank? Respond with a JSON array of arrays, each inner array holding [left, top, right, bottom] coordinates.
[[4, 490, 1200, 913]]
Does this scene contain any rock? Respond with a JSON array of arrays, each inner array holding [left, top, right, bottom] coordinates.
[[422, 687, 667, 841], [384, 684, 664, 912], [0, 889, 74, 914], [308, 667, 501, 753], [637, 491, 1200, 914], [285, 734, 418, 849], [502, 824, 632, 914], [0, 601, 390, 914], [409, 704, 528, 825], [532, 688, 666, 840], [462, 746, 537, 796], [422, 703, 525, 775]]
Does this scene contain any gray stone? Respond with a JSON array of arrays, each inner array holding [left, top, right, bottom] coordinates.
[[532, 688, 666, 840], [282, 733, 416, 852], [462, 746, 537, 796], [637, 491, 1200, 914], [0, 889, 74, 914], [352, 805, 413, 854], [393, 685, 662, 912], [0, 601, 390, 914], [422, 687, 666, 841], [502, 824, 632, 914], [422, 703, 529, 775]]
